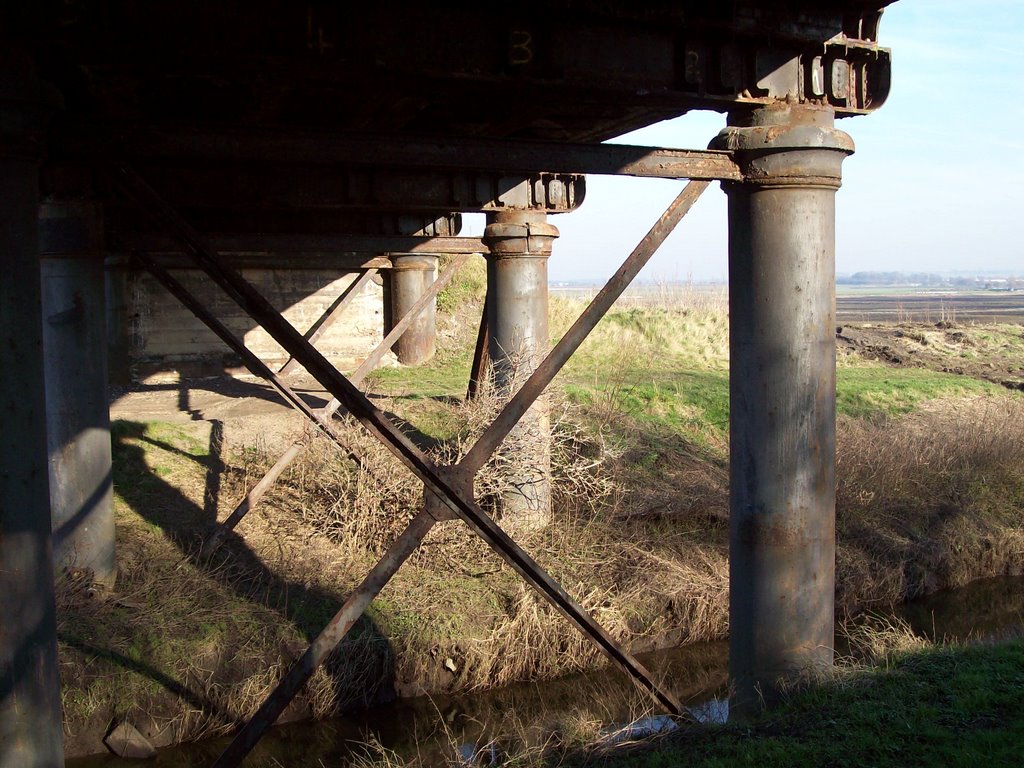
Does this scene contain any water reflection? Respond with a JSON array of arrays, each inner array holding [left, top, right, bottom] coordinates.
[[893, 575, 1024, 643], [68, 576, 1024, 767]]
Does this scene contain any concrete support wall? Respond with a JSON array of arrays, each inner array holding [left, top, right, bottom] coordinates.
[[713, 104, 852, 712], [387, 254, 438, 365], [116, 267, 385, 381], [39, 200, 117, 589], [483, 211, 558, 529], [0, 71, 65, 767]]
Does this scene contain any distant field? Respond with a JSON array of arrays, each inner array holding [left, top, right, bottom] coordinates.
[[836, 292, 1024, 324], [551, 284, 1024, 325]]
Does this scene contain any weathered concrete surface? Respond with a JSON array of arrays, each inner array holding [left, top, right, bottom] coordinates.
[[103, 721, 157, 759], [109, 374, 336, 452], [118, 268, 385, 382]]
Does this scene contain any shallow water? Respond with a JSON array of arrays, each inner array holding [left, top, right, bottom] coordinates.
[[892, 575, 1024, 643], [69, 576, 1024, 767]]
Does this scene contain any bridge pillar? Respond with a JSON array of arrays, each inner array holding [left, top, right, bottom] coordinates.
[[712, 104, 853, 711], [483, 211, 558, 529], [39, 199, 118, 591], [387, 254, 438, 365], [0, 69, 65, 766]]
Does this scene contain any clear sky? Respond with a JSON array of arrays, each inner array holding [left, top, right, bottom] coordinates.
[[468, 1, 1024, 284]]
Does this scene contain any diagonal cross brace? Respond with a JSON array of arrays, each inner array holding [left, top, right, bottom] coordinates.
[[223, 251, 472, 532], [112, 162, 702, 765], [131, 255, 398, 555], [466, 292, 490, 401], [460, 180, 709, 473], [278, 267, 378, 375], [135, 252, 361, 460]]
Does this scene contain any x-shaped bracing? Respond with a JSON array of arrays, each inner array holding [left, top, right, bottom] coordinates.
[[112, 161, 708, 767]]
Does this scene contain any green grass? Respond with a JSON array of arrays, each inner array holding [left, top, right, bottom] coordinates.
[[836, 367, 1000, 418], [360, 305, 1012, 456], [364, 349, 471, 399], [580, 639, 1024, 768], [436, 254, 487, 315], [70, 305, 1024, 758]]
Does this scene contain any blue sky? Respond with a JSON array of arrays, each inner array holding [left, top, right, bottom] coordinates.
[[470, 2, 1024, 283]]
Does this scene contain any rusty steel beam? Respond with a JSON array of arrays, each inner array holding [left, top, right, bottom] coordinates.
[[278, 268, 378, 375], [104, 164, 586, 214], [113, 232, 485, 260], [111, 163, 683, 766], [222, 252, 471, 531], [98, 127, 742, 181], [134, 252, 382, 553], [461, 180, 709, 475], [135, 252, 380, 550], [466, 293, 490, 401]]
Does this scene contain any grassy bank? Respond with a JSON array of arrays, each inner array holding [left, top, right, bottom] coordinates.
[[576, 637, 1024, 768], [347, 628, 1024, 767], [60, 293, 1024, 755]]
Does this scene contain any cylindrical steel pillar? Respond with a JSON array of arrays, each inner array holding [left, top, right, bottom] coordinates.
[[387, 254, 439, 365], [0, 70, 65, 767], [711, 104, 853, 712], [483, 211, 558, 529], [40, 200, 117, 590]]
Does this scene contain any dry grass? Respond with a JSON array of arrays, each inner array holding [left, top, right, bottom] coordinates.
[[554, 298, 730, 373], [251, 386, 1024, 719], [836, 394, 1024, 612], [60, 298, 1024, 756], [265, 383, 730, 697], [64, 387, 1024, 753], [838, 614, 929, 668]]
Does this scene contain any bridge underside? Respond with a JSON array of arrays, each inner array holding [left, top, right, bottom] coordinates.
[[1, 2, 892, 765]]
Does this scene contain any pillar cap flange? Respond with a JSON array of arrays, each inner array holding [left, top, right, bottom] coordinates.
[[388, 253, 439, 271], [483, 220, 559, 258], [710, 104, 853, 189]]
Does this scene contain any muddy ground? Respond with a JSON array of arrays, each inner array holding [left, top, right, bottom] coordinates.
[[836, 322, 1024, 391]]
